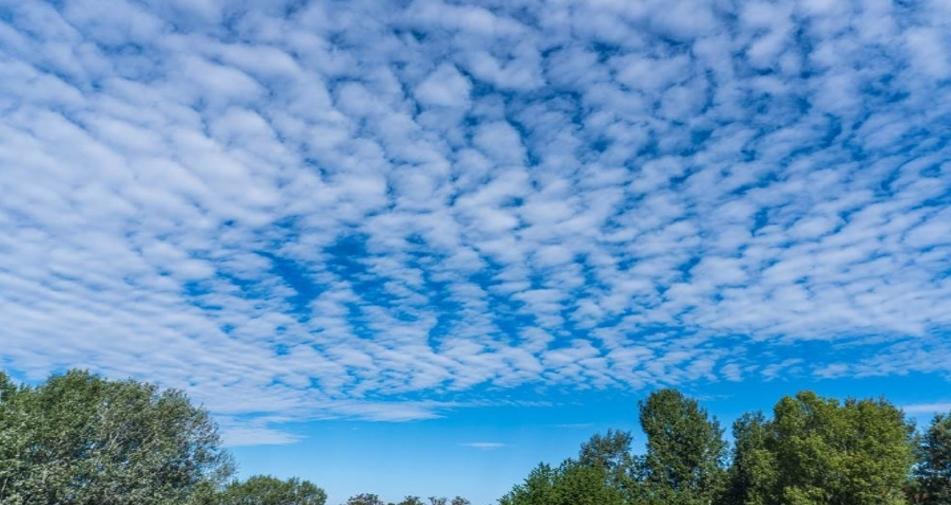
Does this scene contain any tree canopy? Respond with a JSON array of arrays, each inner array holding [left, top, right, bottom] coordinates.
[[218, 475, 327, 505], [0, 370, 233, 505], [914, 413, 951, 505], [639, 388, 726, 504], [770, 392, 914, 505]]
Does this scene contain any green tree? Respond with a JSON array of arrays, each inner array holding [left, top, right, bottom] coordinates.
[[0, 370, 233, 505], [725, 392, 916, 505], [426, 498, 469, 505], [551, 460, 627, 505], [720, 412, 777, 505], [500, 448, 628, 505], [499, 463, 559, 505], [347, 493, 386, 505], [218, 475, 326, 505], [578, 429, 640, 500], [639, 389, 726, 504], [914, 412, 951, 505], [394, 497, 424, 505]]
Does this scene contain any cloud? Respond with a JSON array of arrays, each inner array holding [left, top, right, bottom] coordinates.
[[414, 64, 472, 109], [0, 0, 949, 442], [900, 403, 951, 415], [219, 424, 304, 448], [460, 442, 506, 450]]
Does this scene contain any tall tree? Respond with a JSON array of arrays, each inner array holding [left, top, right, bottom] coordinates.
[[914, 412, 951, 505], [218, 475, 326, 505], [0, 370, 233, 505], [639, 389, 727, 504]]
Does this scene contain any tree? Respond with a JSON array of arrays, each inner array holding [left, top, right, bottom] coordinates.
[[578, 429, 639, 500], [394, 497, 424, 505], [218, 475, 326, 505], [551, 460, 627, 505], [914, 412, 951, 505], [499, 463, 559, 505], [0, 370, 233, 505], [720, 413, 777, 505], [425, 498, 469, 505], [499, 456, 627, 505], [724, 392, 916, 505], [639, 389, 727, 504], [347, 493, 385, 505]]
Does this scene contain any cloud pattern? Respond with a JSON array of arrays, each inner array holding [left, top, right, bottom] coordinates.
[[0, 0, 949, 442]]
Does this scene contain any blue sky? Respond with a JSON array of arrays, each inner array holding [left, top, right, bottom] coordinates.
[[0, 0, 949, 503]]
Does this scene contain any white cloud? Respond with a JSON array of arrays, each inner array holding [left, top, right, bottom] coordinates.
[[0, 0, 949, 443], [901, 403, 951, 415], [460, 442, 506, 450], [415, 64, 472, 109]]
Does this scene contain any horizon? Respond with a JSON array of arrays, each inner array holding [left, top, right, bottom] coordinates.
[[1, 1, 949, 504]]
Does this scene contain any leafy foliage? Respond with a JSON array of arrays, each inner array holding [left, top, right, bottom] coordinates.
[[500, 389, 925, 505], [721, 412, 777, 505], [218, 475, 326, 505], [346, 493, 386, 505], [638, 389, 727, 504], [719, 392, 917, 505], [914, 413, 951, 505], [0, 370, 233, 505], [769, 392, 915, 505], [499, 460, 627, 505]]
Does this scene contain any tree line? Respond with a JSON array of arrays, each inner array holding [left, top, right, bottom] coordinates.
[[501, 389, 950, 505], [1, 370, 948, 504]]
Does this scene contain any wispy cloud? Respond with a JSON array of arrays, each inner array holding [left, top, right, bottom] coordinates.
[[553, 423, 595, 430], [460, 442, 506, 450], [0, 0, 948, 442], [901, 403, 951, 415]]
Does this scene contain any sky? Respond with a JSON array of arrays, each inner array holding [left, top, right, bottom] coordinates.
[[0, 0, 949, 503]]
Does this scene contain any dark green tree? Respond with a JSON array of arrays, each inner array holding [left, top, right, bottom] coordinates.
[[720, 412, 777, 505], [500, 429, 635, 505], [639, 389, 726, 504], [218, 475, 326, 505], [578, 429, 640, 500], [552, 460, 628, 505], [914, 412, 951, 505], [347, 493, 386, 505], [0, 370, 233, 505], [498, 463, 559, 505]]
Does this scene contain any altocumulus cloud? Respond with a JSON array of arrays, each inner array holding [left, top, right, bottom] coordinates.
[[0, 0, 949, 445]]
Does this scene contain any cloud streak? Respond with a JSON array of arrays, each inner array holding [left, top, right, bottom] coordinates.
[[460, 442, 506, 450]]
